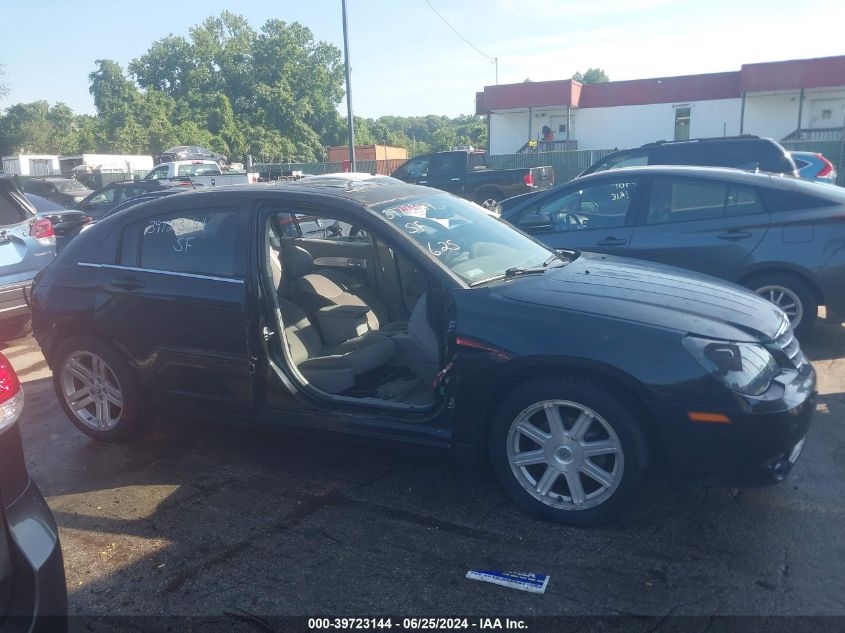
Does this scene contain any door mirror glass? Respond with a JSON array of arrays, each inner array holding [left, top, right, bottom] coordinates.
[[519, 212, 554, 232]]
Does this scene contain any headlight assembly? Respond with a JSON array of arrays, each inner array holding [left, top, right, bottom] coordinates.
[[683, 336, 780, 396]]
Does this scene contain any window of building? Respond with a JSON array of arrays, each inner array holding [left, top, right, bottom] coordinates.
[[674, 106, 691, 141]]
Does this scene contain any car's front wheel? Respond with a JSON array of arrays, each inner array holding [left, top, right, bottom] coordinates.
[[488, 376, 647, 525], [744, 273, 817, 335], [53, 336, 142, 441]]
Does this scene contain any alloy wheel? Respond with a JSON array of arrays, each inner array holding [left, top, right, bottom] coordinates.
[[755, 284, 803, 329], [60, 351, 124, 431], [506, 400, 624, 511], [481, 198, 499, 211]]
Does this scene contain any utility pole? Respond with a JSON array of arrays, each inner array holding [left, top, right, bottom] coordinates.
[[493, 57, 498, 85], [341, 0, 356, 171]]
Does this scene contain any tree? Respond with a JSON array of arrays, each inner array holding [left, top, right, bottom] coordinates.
[[126, 12, 345, 162], [571, 68, 609, 84], [0, 63, 8, 101]]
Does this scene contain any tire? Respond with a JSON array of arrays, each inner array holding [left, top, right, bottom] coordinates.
[[488, 376, 647, 526], [743, 273, 818, 335], [52, 335, 143, 442], [474, 188, 503, 211], [0, 315, 31, 342]]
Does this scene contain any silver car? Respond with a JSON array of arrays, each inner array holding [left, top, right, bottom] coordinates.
[[0, 176, 57, 338]]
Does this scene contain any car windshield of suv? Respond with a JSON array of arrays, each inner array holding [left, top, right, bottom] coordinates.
[[54, 180, 87, 193], [371, 193, 564, 285]]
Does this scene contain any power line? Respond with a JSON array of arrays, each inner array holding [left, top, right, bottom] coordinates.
[[423, 0, 495, 63]]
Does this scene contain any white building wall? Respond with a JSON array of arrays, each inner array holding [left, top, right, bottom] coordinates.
[[489, 91, 845, 153], [571, 99, 742, 149], [743, 93, 801, 140], [489, 111, 530, 154]]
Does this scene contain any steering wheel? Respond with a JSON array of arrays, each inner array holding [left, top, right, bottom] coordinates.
[[556, 212, 587, 230]]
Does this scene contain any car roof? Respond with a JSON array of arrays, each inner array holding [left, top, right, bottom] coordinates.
[[573, 164, 792, 184], [135, 179, 437, 208]]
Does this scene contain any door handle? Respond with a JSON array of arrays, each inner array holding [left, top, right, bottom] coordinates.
[[596, 237, 628, 247], [109, 276, 145, 290], [717, 230, 753, 241]]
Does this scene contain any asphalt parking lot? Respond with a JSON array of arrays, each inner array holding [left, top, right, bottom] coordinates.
[[5, 316, 845, 621]]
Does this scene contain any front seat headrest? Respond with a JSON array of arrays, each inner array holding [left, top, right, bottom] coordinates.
[[281, 245, 314, 280]]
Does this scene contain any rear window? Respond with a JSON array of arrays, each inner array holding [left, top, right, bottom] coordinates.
[[586, 149, 648, 174], [0, 183, 33, 227], [760, 178, 845, 212], [177, 163, 220, 177]]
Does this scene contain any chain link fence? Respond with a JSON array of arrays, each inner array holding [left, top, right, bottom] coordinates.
[[254, 142, 844, 188]]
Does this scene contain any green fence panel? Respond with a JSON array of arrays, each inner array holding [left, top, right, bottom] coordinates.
[[488, 149, 615, 185]]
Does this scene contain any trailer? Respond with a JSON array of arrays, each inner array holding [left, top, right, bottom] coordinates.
[[1, 154, 60, 176], [59, 154, 154, 176]]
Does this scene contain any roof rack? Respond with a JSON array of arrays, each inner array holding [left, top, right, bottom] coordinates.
[[642, 134, 761, 147]]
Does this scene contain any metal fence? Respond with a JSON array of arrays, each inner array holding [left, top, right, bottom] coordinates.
[[246, 141, 845, 188]]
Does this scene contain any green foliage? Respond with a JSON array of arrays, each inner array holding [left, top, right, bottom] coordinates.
[[571, 68, 609, 84], [0, 63, 9, 101], [347, 114, 488, 156], [0, 14, 487, 162]]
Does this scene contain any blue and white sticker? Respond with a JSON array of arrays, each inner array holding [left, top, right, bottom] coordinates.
[[466, 570, 550, 594]]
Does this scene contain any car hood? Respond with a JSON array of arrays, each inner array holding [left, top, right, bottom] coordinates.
[[493, 252, 786, 341]]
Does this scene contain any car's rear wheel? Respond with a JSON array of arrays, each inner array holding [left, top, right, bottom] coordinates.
[[475, 188, 504, 211], [53, 336, 142, 441], [744, 273, 817, 334], [488, 376, 646, 525]]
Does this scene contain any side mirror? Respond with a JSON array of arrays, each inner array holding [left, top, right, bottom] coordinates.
[[519, 212, 554, 233]]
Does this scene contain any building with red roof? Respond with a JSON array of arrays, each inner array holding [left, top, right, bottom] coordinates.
[[475, 55, 845, 154]]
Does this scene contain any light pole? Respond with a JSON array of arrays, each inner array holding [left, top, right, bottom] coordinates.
[[341, 0, 356, 172]]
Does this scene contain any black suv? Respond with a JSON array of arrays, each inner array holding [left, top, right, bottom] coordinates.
[[580, 135, 798, 177], [22, 177, 94, 207], [75, 179, 188, 219]]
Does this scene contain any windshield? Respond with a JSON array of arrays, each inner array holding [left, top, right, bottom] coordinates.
[[54, 179, 87, 192], [371, 193, 557, 285]]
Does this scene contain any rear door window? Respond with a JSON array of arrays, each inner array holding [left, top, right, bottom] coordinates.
[[134, 207, 244, 278], [429, 154, 465, 177], [646, 177, 764, 224]]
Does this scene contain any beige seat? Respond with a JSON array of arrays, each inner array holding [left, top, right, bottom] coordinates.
[[280, 297, 395, 394], [281, 245, 406, 335]]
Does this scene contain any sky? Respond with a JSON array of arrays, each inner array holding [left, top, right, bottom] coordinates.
[[1, 0, 844, 119]]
